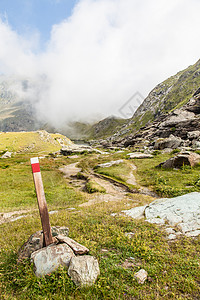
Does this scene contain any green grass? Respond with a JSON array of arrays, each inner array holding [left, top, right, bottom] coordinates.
[[85, 180, 106, 194], [0, 204, 200, 299], [95, 162, 132, 184], [1, 148, 200, 299], [0, 131, 72, 153], [134, 153, 200, 197], [0, 155, 83, 212]]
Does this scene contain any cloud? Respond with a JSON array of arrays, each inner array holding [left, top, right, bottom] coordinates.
[[0, 0, 200, 126]]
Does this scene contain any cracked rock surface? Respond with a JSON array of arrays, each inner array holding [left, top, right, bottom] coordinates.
[[123, 192, 200, 238]]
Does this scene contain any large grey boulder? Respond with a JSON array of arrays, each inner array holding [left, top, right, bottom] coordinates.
[[68, 255, 100, 287], [160, 109, 195, 127], [31, 244, 75, 277], [157, 153, 200, 169], [123, 192, 200, 238], [154, 135, 183, 150], [145, 192, 200, 236], [187, 131, 200, 140]]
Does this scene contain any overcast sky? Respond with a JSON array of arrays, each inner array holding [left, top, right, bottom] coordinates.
[[0, 0, 200, 125]]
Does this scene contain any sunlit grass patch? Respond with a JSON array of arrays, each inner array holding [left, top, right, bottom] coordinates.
[[134, 153, 200, 197]]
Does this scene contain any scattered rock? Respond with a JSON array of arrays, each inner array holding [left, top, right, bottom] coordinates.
[[68, 255, 100, 287], [59, 163, 82, 178], [187, 131, 200, 140], [122, 205, 147, 219], [96, 159, 124, 168], [60, 145, 95, 155], [31, 244, 75, 277], [167, 234, 177, 240], [165, 228, 175, 235], [134, 269, 148, 284], [154, 135, 183, 150], [127, 153, 153, 159], [1, 151, 12, 158], [49, 210, 58, 215], [124, 232, 135, 239]]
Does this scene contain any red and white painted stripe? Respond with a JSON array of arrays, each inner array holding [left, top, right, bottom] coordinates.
[[31, 157, 41, 173]]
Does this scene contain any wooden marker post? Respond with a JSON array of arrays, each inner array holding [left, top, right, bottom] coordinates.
[[31, 157, 53, 247]]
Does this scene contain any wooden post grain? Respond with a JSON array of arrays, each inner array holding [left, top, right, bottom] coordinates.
[[31, 157, 53, 247]]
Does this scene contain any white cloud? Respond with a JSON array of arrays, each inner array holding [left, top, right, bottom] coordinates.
[[0, 0, 200, 126]]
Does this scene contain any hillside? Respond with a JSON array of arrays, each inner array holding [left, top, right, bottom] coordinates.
[[0, 76, 43, 132], [0, 130, 72, 154], [91, 58, 200, 148]]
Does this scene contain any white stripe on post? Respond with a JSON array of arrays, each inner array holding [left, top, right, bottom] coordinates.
[[31, 157, 53, 247]]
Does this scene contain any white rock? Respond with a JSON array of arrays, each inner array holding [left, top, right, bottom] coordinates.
[[165, 228, 175, 234], [128, 153, 153, 159], [168, 234, 177, 240], [1, 151, 12, 158], [146, 218, 165, 225], [122, 205, 147, 219], [68, 255, 100, 286], [31, 244, 75, 277], [134, 269, 148, 284], [145, 193, 200, 236], [124, 232, 135, 239], [96, 160, 124, 168], [186, 230, 200, 237]]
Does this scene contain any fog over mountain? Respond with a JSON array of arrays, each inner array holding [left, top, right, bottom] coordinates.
[[0, 0, 200, 127]]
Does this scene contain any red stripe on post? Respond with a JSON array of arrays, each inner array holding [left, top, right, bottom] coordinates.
[[32, 163, 40, 173]]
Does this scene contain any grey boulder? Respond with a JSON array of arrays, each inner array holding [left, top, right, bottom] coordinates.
[[68, 255, 100, 286], [31, 244, 75, 277], [157, 153, 200, 169]]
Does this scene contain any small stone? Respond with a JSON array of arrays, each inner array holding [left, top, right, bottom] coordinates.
[[125, 232, 135, 239], [110, 213, 118, 217], [101, 249, 108, 253], [167, 234, 177, 240], [56, 235, 89, 255], [31, 244, 75, 277], [1, 151, 12, 158], [68, 255, 100, 287], [49, 210, 58, 215], [96, 160, 124, 168], [134, 269, 148, 284]]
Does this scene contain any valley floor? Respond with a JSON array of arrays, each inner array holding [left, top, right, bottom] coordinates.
[[0, 146, 200, 299]]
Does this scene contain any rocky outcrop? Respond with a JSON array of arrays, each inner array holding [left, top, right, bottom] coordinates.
[[123, 192, 200, 238], [157, 153, 200, 169], [94, 86, 200, 150]]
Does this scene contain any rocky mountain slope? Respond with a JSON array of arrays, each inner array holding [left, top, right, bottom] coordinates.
[[91, 59, 200, 149], [0, 76, 42, 132]]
